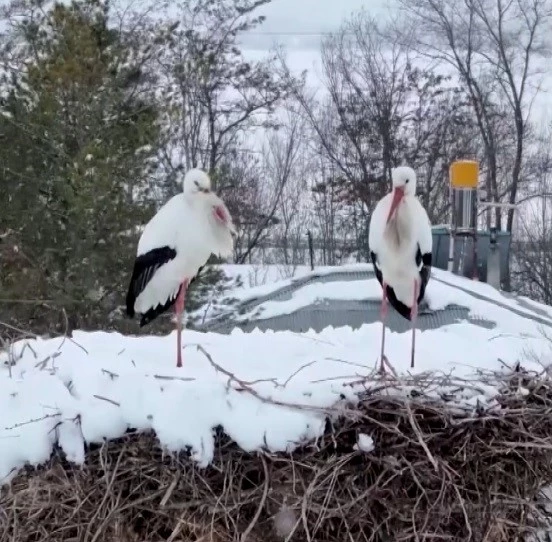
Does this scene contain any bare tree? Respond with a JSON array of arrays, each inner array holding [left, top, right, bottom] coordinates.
[[511, 125, 552, 303], [398, 0, 552, 233], [512, 195, 552, 304], [400, 69, 481, 224], [279, 17, 413, 263], [310, 148, 356, 266], [268, 107, 310, 265], [282, 14, 411, 204], [154, 0, 293, 195], [218, 143, 292, 265], [280, 11, 481, 263]]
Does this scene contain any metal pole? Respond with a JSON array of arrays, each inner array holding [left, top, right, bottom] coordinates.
[[447, 187, 455, 273], [472, 231, 479, 280], [307, 230, 314, 271], [472, 190, 479, 281]]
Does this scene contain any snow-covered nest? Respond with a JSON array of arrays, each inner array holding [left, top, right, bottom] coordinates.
[[3, 262, 552, 539], [2, 359, 552, 541], [2, 324, 552, 539]]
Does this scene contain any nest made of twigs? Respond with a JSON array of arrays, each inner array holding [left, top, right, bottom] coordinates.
[[2, 367, 552, 542]]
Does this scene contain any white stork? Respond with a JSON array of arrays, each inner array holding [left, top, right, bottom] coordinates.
[[125, 168, 236, 368], [368, 166, 433, 373]]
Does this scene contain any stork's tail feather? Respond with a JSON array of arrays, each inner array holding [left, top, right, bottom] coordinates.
[[137, 264, 205, 326], [385, 286, 413, 321], [125, 280, 138, 318], [138, 286, 182, 327], [126, 260, 207, 328], [125, 246, 177, 322]]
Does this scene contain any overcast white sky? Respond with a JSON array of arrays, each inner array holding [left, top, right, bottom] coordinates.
[[240, 0, 397, 85], [239, 0, 549, 123], [240, 0, 391, 51]]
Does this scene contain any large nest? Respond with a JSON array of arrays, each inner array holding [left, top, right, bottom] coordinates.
[[2, 366, 552, 542]]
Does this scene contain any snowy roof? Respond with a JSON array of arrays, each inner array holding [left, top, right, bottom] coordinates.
[[198, 263, 552, 335], [1, 264, 552, 486]]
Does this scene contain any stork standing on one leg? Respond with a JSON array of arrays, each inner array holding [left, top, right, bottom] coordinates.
[[125, 169, 236, 368], [368, 166, 433, 373]]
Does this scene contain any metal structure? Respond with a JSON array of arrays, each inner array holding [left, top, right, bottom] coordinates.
[[486, 227, 501, 289], [443, 159, 518, 288], [198, 267, 552, 335], [431, 227, 511, 283], [449, 160, 480, 279], [450, 160, 479, 233]]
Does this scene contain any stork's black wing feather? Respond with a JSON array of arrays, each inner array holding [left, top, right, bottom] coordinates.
[[137, 263, 206, 327], [126, 251, 207, 328], [138, 286, 180, 327], [416, 245, 432, 303], [370, 250, 383, 287], [370, 248, 432, 322], [125, 246, 177, 320], [385, 287, 413, 320], [136, 265, 205, 327], [371, 250, 409, 318]]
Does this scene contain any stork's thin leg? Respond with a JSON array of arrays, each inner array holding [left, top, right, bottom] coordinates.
[[410, 279, 420, 369], [379, 283, 390, 374], [379, 283, 388, 373], [175, 280, 189, 368]]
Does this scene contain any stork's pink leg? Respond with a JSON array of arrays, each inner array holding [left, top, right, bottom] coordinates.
[[174, 280, 189, 368], [379, 283, 388, 373], [410, 279, 420, 369], [379, 283, 396, 375]]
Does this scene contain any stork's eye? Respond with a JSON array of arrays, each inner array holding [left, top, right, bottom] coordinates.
[[194, 180, 199, 187], [405, 179, 410, 184]]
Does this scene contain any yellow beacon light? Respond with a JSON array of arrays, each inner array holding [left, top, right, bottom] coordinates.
[[449, 160, 479, 189], [449, 159, 479, 234]]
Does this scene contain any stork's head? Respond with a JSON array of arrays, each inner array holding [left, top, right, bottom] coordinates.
[[387, 166, 416, 224], [183, 168, 211, 195]]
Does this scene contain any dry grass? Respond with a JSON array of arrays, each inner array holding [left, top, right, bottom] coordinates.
[[2, 364, 552, 542]]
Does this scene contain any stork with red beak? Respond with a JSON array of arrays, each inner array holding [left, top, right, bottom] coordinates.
[[368, 166, 433, 373], [126, 169, 236, 368]]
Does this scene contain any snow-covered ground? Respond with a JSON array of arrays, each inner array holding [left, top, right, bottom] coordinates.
[[1, 264, 552, 488]]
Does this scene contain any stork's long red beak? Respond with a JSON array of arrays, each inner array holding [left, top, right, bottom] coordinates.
[[386, 186, 405, 224]]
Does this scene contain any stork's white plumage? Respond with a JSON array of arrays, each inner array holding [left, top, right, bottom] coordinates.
[[126, 168, 236, 367], [368, 166, 433, 373]]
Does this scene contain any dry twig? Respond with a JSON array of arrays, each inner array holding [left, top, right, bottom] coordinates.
[[1, 368, 552, 541]]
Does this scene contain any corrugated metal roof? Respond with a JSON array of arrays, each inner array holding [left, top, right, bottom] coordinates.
[[195, 266, 552, 335], [204, 299, 494, 335]]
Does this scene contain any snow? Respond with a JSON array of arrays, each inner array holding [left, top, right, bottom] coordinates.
[[214, 263, 370, 308], [191, 263, 318, 323], [221, 263, 315, 290], [273, 505, 298, 538], [216, 258, 552, 324], [2, 264, 552, 488], [519, 295, 552, 319], [210, 264, 552, 338], [355, 433, 375, 453], [236, 280, 384, 320]]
